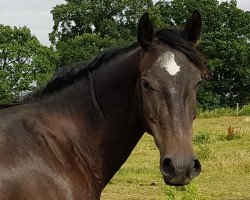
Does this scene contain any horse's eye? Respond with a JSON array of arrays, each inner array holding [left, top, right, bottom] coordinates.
[[142, 80, 150, 89], [197, 81, 202, 88], [194, 80, 202, 89]]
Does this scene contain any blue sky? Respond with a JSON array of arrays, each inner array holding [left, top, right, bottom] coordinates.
[[0, 0, 249, 46]]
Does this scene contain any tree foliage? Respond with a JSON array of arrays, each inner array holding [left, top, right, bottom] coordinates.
[[50, 0, 155, 43], [49, 0, 163, 65], [0, 25, 58, 102]]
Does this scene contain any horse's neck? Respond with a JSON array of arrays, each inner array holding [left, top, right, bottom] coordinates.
[[38, 47, 144, 194], [93, 47, 145, 188]]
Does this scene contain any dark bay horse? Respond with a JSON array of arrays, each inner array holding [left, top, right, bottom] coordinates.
[[0, 11, 206, 199]]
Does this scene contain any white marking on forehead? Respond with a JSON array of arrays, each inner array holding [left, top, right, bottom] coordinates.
[[157, 51, 180, 75]]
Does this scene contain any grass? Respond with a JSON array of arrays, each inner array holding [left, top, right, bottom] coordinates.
[[101, 116, 250, 200], [197, 104, 250, 118]]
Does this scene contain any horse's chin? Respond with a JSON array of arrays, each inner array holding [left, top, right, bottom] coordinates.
[[163, 175, 191, 186]]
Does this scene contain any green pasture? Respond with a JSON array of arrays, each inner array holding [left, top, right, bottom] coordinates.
[[101, 116, 250, 200]]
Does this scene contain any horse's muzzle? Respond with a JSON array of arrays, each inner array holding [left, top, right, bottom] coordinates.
[[160, 157, 201, 186]]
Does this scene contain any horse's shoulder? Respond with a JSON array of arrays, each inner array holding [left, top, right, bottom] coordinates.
[[0, 156, 74, 199]]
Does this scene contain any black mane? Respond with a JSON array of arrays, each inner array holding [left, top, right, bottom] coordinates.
[[24, 43, 139, 102], [1, 28, 206, 108]]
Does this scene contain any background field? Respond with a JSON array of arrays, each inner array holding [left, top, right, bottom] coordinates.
[[101, 116, 250, 200]]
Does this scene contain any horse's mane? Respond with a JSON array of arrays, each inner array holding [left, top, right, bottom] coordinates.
[[0, 28, 206, 109], [24, 43, 139, 102]]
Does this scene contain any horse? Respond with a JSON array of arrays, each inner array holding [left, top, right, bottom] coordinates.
[[0, 10, 207, 199]]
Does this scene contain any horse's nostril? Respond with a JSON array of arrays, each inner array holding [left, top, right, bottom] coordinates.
[[194, 159, 201, 171], [162, 158, 175, 176], [190, 159, 201, 178]]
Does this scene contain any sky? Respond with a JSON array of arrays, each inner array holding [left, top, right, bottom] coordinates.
[[0, 0, 249, 46]]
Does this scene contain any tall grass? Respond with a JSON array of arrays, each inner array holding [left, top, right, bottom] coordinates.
[[197, 104, 250, 118]]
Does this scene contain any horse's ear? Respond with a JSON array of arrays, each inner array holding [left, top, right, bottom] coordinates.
[[137, 12, 154, 51], [183, 10, 202, 45]]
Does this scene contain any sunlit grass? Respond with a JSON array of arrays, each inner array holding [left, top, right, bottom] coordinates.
[[101, 116, 250, 200]]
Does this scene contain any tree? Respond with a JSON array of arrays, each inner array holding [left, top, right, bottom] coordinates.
[[49, 0, 163, 65], [56, 33, 120, 65], [50, 0, 155, 43], [0, 25, 58, 102], [198, 0, 250, 108], [199, 27, 250, 108]]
